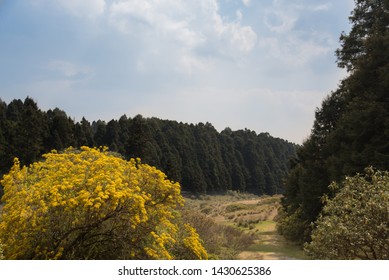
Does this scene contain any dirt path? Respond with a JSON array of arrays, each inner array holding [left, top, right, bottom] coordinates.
[[234, 198, 304, 260], [238, 233, 300, 260], [237, 220, 305, 260], [184, 194, 305, 260]]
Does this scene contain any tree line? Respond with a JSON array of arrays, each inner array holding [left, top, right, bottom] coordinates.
[[0, 98, 296, 197], [278, 0, 389, 246]]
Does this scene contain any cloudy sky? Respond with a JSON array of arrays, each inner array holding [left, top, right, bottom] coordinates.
[[0, 0, 354, 143]]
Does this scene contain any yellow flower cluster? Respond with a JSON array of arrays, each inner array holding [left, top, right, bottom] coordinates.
[[0, 147, 207, 260], [182, 224, 208, 260]]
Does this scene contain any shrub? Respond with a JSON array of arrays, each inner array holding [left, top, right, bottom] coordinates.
[[225, 203, 246, 213], [182, 209, 254, 259], [305, 168, 389, 259], [0, 147, 207, 260], [276, 206, 311, 245]]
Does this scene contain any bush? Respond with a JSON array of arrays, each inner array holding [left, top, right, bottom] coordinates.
[[0, 147, 207, 260], [276, 207, 311, 244], [182, 209, 254, 259], [225, 203, 246, 213], [305, 168, 389, 259]]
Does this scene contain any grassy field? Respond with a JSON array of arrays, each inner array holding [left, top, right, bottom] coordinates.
[[184, 192, 306, 260]]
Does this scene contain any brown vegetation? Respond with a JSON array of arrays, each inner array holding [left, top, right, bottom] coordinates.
[[183, 192, 305, 260]]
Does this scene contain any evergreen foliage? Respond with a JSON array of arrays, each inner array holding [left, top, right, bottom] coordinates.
[[0, 98, 296, 197], [278, 0, 389, 244]]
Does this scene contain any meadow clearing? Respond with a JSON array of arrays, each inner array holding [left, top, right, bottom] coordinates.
[[184, 192, 306, 260]]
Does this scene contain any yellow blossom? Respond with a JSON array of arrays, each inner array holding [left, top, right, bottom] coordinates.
[[0, 146, 207, 260]]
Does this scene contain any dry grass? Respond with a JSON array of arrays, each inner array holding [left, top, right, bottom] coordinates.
[[183, 192, 305, 260]]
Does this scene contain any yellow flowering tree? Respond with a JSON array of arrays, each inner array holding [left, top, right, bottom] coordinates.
[[0, 147, 207, 260]]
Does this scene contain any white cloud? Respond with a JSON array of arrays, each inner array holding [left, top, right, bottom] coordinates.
[[258, 1, 339, 69], [46, 60, 94, 81], [108, 0, 257, 53], [264, 11, 297, 33], [259, 33, 333, 67], [178, 52, 211, 75], [212, 8, 257, 53], [242, 0, 251, 7], [104, 0, 258, 76], [312, 3, 332, 12], [108, 1, 205, 48]]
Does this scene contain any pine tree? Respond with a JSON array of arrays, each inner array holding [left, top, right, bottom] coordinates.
[[278, 0, 389, 244]]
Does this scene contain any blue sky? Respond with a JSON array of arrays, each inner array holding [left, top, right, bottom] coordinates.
[[0, 0, 354, 144]]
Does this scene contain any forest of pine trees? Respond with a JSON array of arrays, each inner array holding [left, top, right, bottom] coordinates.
[[0, 98, 296, 198]]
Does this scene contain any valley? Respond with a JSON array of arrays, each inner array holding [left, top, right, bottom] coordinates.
[[184, 193, 306, 260]]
